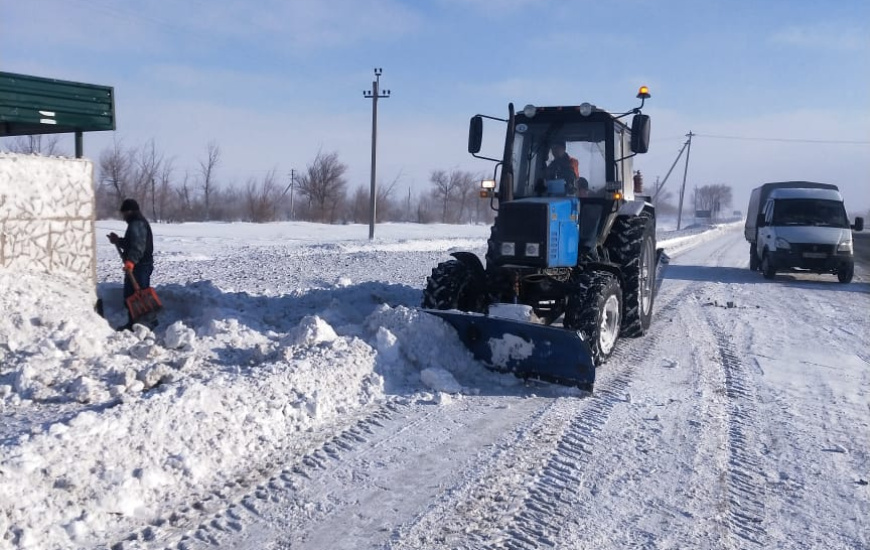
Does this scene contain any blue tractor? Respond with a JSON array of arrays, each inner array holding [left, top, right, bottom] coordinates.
[[422, 87, 666, 391]]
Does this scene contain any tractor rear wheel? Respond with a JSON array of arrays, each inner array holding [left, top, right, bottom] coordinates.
[[422, 259, 487, 312], [564, 272, 623, 366], [605, 213, 655, 337]]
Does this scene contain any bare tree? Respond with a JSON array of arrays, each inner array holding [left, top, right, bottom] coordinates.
[[429, 169, 457, 223], [429, 169, 479, 223], [3, 134, 64, 156], [198, 141, 221, 221], [415, 192, 437, 224], [694, 184, 733, 219], [137, 139, 163, 221], [376, 173, 401, 223], [347, 185, 369, 223], [154, 157, 175, 222], [296, 150, 348, 223], [243, 169, 283, 222], [96, 138, 135, 217], [175, 171, 195, 222]]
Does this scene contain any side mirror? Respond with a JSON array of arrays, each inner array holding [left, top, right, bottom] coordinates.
[[468, 116, 483, 154], [853, 217, 864, 232], [630, 114, 651, 154]]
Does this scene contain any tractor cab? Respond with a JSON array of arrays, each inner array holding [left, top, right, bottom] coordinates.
[[470, 88, 651, 207], [509, 107, 632, 201]]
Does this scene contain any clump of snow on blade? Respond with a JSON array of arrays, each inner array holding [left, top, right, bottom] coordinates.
[[364, 305, 517, 391], [488, 333, 535, 367], [487, 303, 538, 322]]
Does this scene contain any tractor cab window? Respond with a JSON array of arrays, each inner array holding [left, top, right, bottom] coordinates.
[[511, 120, 608, 198]]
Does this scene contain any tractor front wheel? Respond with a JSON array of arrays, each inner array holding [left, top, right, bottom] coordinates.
[[564, 272, 623, 366], [422, 259, 487, 312]]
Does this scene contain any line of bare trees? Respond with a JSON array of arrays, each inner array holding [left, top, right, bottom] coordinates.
[[1, 136, 498, 225]]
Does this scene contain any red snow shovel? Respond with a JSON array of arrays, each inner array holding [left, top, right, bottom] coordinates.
[[115, 244, 162, 324]]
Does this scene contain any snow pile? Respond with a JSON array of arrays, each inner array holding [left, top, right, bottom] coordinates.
[[0, 273, 385, 547], [0, 268, 501, 548], [0, 270, 185, 405]]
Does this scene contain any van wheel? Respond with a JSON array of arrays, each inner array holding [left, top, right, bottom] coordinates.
[[837, 264, 854, 284], [749, 244, 759, 271], [761, 252, 776, 280]]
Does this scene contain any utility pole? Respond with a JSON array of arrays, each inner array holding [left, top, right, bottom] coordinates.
[[289, 169, 296, 220], [653, 138, 690, 202], [363, 68, 390, 240], [281, 168, 297, 220], [677, 131, 694, 230]]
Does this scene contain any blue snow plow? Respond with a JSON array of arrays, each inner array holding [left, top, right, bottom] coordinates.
[[424, 308, 599, 390]]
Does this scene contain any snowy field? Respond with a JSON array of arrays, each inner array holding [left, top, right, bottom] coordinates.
[[1, 219, 868, 549]]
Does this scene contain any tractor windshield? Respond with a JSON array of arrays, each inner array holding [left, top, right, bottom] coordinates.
[[510, 120, 608, 198]]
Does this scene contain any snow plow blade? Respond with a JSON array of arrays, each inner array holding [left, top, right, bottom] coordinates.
[[423, 309, 596, 390]]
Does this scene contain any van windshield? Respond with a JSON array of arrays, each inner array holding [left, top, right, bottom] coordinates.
[[772, 199, 849, 228]]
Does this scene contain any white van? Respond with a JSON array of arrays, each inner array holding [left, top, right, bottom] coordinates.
[[747, 184, 863, 283]]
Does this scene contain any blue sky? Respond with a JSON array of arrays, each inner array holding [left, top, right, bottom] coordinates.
[[2, 0, 869, 212]]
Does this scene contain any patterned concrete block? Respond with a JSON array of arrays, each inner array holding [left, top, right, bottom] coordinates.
[[0, 153, 96, 286]]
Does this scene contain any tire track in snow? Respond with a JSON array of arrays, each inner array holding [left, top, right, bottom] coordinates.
[[383, 280, 703, 550], [707, 315, 768, 548], [106, 402, 405, 550], [484, 282, 705, 550], [478, 371, 635, 550]]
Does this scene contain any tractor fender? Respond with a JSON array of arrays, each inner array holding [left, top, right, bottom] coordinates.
[[616, 198, 648, 218], [450, 251, 487, 280]]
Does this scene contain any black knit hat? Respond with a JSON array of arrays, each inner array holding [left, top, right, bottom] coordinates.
[[120, 198, 140, 212]]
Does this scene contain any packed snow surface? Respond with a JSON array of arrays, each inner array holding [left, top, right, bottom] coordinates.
[[1, 219, 867, 549]]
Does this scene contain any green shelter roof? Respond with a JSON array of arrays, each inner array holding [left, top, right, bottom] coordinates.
[[0, 71, 115, 136]]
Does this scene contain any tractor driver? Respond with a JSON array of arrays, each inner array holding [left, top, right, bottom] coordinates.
[[545, 141, 587, 196]]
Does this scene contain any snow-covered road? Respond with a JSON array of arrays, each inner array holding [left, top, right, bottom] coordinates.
[[144, 229, 869, 550], [2, 222, 868, 549]]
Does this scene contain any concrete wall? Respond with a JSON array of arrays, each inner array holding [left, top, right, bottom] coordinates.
[[0, 152, 96, 286]]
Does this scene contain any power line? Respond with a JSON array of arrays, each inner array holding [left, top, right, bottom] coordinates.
[[693, 133, 870, 145]]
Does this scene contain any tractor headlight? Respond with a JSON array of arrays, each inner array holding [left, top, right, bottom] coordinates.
[[525, 243, 540, 257], [579, 102, 594, 116], [774, 237, 791, 250], [837, 240, 853, 253], [501, 242, 515, 256]]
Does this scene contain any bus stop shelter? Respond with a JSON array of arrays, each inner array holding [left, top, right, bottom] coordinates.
[[0, 71, 115, 157]]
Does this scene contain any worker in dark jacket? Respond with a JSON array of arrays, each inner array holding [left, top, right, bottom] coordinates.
[[107, 199, 155, 329]]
